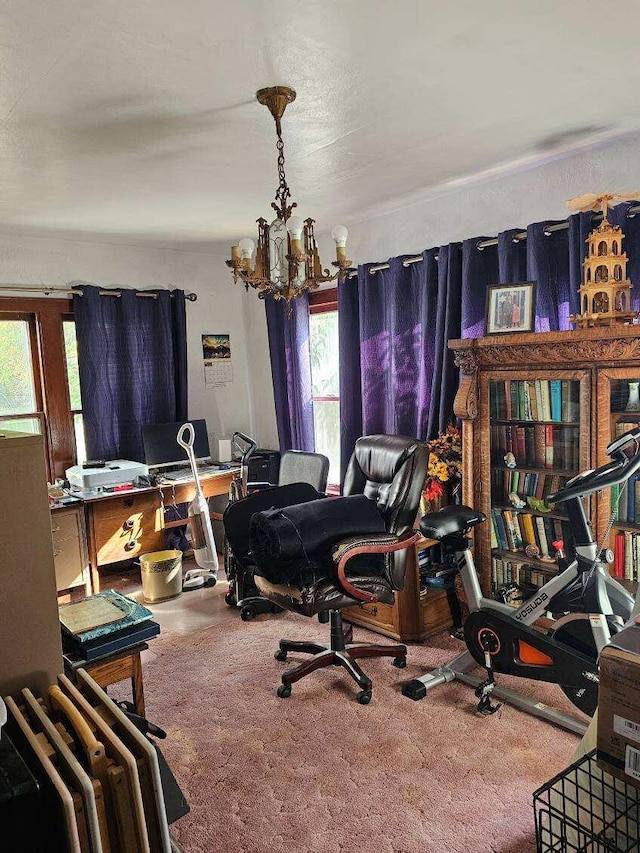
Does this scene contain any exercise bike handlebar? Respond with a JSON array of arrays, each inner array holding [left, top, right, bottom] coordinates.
[[548, 427, 640, 504]]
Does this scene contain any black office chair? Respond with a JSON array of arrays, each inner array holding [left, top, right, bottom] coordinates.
[[252, 435, 429, 704], [223, 449, 329, 620]]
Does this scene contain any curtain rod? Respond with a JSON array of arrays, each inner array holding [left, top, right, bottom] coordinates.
[[0, 284, 198, 301], [347, 204, 640, 278]]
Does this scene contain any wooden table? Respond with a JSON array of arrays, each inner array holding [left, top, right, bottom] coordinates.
[[82, 468, 235, 591], [64, 643, 149, 716]]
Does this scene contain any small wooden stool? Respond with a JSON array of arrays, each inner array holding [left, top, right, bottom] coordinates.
[[64, 643, 148, 716]]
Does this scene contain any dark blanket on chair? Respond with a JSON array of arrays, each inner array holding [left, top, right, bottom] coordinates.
[[249, 494, 386, 585]]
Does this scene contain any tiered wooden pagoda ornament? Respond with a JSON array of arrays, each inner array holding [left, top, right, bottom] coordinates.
[[567, 192, 640, 328]]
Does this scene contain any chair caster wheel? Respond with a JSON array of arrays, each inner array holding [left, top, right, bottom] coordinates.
[[240, 605, 256, 621], [277, 684, 291, 699], [224, 591, 236, 606], [393, 656, 407, 669], [357, 690, 372, 705], [270, 604, 284, 614], [274, 649, 287, 662]]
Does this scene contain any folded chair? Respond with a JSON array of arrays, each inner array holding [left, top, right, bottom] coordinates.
[[253, 435, 429, 704]]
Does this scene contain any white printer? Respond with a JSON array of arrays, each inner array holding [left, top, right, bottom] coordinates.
[[65, 459, 149, 490]]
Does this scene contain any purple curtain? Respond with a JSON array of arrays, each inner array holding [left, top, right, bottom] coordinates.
[[327, 205, 640, 485], [73, 285, 188, 462], [338, 248, 460, 483], [265, 294, 315, 453]]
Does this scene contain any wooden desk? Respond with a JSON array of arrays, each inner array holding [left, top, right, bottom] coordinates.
[[83, 469, 234, 591], [64, 643, 149, 716]]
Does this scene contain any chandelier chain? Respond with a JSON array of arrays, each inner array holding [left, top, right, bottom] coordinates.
[[271, 125, 296, 221]]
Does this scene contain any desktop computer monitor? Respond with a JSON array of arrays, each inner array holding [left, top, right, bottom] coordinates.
[[142, 419, 211, 469]]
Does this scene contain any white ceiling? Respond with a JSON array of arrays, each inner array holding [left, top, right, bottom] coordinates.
[[2, 0, 640, 250]]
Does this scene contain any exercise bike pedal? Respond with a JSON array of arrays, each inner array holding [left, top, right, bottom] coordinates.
[[474, 678, 502, 716]]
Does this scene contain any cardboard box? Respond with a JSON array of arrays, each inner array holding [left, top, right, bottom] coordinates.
[[597, 621, 640, 787]]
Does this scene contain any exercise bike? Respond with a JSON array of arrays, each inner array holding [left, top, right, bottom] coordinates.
[[402, 426, 640, 734]]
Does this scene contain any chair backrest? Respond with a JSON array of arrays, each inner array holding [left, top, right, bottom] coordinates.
[[342, 435, 429, 587], [278, 450, 330, 492]]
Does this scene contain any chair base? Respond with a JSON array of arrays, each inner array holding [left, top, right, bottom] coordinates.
[[274, 610, 407, 703]]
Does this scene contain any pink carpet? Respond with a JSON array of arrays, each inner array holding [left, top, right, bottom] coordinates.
[[140, 615, 583, 853]]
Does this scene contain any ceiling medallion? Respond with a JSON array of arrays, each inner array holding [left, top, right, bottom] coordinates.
[[226, 86, 351, 312]]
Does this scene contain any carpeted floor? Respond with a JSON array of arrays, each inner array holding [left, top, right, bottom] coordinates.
[[137, 612, 585, 853]]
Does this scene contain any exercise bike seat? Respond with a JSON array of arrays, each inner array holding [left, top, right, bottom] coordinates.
[[420, 505, 486, 540]]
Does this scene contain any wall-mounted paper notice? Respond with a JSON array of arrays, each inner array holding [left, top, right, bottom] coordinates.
[[203, 333, 233, 387]]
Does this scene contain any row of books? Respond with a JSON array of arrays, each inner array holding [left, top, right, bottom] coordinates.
[[611, 478, 640, 526], [491, 423, 580, 471], [491, 507, 571, 559], [489, 378, 580, 423], [612, 531, 640, 581], [491, 469, 569, 507], [491, 556, 554, 591]]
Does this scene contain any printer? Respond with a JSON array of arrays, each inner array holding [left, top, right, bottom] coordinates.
[[65, 460, 149, 490]]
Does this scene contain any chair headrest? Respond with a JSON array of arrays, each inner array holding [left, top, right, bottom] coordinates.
[[343, 434, 429, 538], [352, 435, 422, 483]]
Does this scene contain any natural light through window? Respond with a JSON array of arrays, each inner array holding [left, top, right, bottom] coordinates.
[[64, 319, 86, 464], [0, 319, 42, 435], [309, 310, 340, 485]]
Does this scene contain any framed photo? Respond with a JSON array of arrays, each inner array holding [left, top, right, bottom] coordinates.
[[485, 281, 536, 335]]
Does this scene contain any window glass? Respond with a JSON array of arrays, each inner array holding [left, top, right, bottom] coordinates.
[[310, 312, 339, 397], [64, 320, 82, 410], [0, 416, 41, 434], [312, 400, 340, 486], [309, 310, 340, 484], [0, 320, 37, 415], [74, 413, 87, 464]]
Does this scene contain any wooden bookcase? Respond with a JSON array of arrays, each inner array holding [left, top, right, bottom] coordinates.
[[449, 326, 640, 595]]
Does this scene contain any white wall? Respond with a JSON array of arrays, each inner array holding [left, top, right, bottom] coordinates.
[[247, 131, 640, 444], [0, 232, 270, 451]]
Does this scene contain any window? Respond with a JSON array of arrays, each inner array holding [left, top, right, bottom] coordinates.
[[309, 289, 340, 486], [63, 319, 86, 464], [0, 298, 81, 479]]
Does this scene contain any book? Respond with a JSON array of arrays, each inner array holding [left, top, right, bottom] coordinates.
[[535, 516, 550, 558], [541, 381, 552, 421], [544, 425, 554, 469], [59, 589, 153, 644], [550, 380, 562, 422]]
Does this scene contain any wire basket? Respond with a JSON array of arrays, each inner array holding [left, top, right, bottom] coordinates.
[[533, 750, 640, 852]]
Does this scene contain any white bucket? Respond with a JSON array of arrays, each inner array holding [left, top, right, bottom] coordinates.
[[140, 550, 183, 604]]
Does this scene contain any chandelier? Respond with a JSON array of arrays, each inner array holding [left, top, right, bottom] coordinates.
[[226, 86, 351, 308]]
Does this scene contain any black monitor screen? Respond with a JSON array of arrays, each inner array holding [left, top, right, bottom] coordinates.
[[142, 420, 211, 468]]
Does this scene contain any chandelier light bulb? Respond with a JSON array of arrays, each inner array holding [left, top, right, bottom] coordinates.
[[331, 224, 348, 247], [286, 216, 304, 240], [238, 237, 255, 260]]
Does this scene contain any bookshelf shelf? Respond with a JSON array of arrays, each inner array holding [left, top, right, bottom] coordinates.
[[493, 504, 567, 522], [491, 548, 559, 573], [493, 464, 576, 477], [493, 419, 580, 427]]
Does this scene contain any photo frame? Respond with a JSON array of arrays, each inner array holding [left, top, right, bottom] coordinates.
[[485, 281, 536, 335]]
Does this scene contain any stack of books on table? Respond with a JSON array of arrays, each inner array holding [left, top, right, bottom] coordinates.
[[59, 589, 160, 662]]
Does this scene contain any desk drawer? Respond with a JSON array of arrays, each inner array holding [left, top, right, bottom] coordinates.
[[90, 491, 160, 522], [51, 509, 80, 540], [51, 508, 87, 591], [94, 512, 164, 565]]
